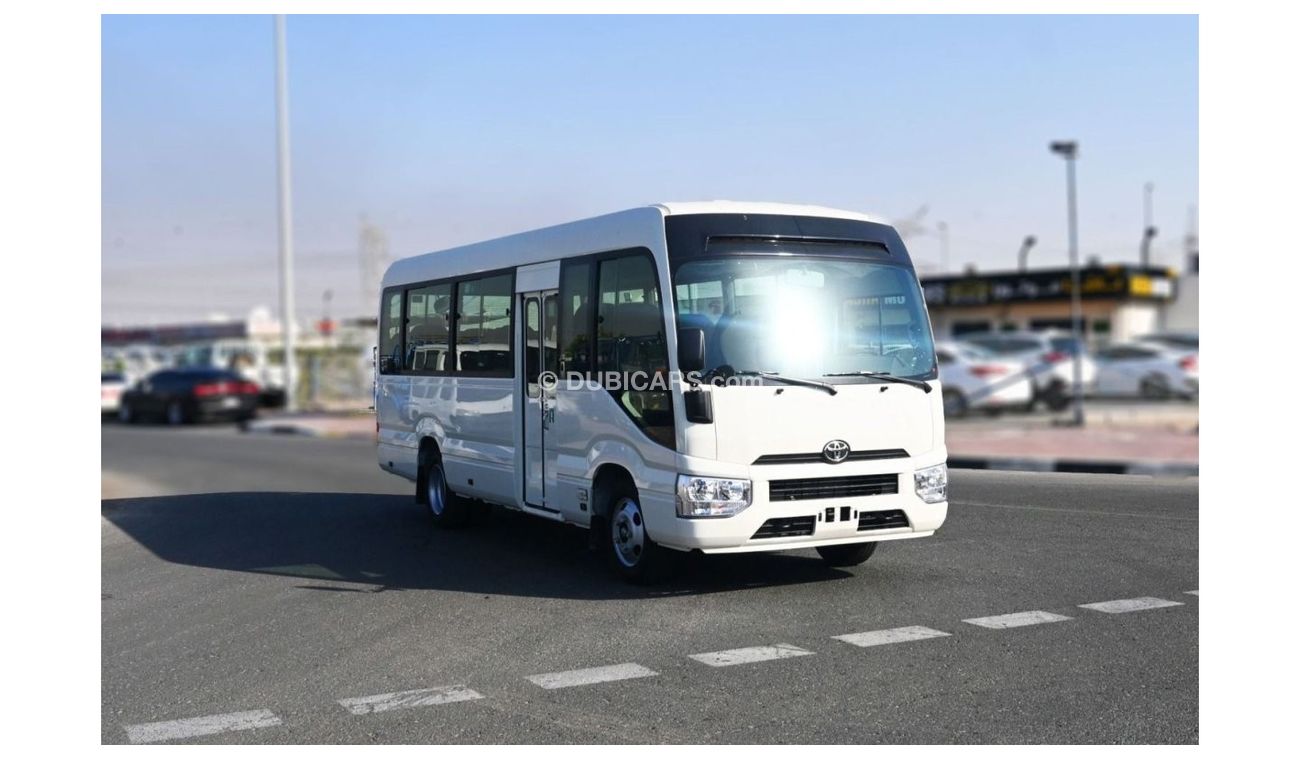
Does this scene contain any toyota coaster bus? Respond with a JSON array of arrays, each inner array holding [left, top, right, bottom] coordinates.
[[376, 202, 948, 582]]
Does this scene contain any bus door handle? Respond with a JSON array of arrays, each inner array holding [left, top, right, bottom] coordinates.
[[541, 392, 555, 429]]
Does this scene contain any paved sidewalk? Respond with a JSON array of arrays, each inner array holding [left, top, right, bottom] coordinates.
[[947, 424, 1198, 476]]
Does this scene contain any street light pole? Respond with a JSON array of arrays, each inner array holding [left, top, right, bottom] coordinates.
[[1141, 181, 1157, 268], [1018, 235, 1037, 272], [1050, 140, 1084, 427], [274, 15, 297, 412], [936, 221, 950, 272]]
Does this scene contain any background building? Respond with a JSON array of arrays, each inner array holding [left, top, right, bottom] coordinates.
[[921, 263, 1192, 343]]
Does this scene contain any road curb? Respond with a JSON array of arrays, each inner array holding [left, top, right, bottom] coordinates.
[[949, 456, 1197, 477]]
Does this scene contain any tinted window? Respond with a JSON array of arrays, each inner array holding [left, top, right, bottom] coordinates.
[[597, 256, 667, 376], [1049, 336, 1083, 354], [963, 336, 1000, 352], [558, 261, 592, 376], [1002, 338, 1042, 352], [456, 273, 513, 375], [379, 290, 403, 373], [406, 283, 452, 372], [597, 254, 673, 448]]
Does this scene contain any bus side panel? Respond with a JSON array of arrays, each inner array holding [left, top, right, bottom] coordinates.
[[412, 376, 517, 506], [376, 373, 417, 479], [549, 386, 678, 531]]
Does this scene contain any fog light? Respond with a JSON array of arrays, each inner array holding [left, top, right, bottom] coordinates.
[[914, 463, 948, 504], [676, 475, 752, 518]]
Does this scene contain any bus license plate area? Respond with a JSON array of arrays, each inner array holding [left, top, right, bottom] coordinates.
[[820, 505, 855, 526]]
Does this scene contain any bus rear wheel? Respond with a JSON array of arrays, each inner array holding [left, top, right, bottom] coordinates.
[[602, 482, 674, 584], [418, 447, 469, 528], [816, 541, 878, 567]]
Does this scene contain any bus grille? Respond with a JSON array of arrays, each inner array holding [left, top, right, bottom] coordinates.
[[857, 509, 910, 531], [752, 448, 909, 465], [768, 473, 899, 502], [751, 516, 816, 540]]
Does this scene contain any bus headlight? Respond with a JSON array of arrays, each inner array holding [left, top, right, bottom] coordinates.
[[914, 463, 948, 504], [676, 475, 752, 518]]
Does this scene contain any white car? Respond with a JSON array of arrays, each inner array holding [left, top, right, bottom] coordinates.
[[1093, 343, 1198, 399], [960, 331, 1097, 410], [935, 341, 1034, 417], [101, 372, 127, 415]]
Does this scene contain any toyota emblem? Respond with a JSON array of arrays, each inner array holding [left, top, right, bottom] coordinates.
[[822, 439, 850, 464]]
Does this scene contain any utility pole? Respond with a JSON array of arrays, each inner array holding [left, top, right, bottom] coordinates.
[[1140, 182, 1157, 268], [936, 221, 950, 273], [1050, 140, 1084, 427], [274, 15, 297, 412], [1018, 235, 1037, 272]]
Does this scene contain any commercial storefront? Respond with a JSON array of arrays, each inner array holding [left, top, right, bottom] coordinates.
[[920, 264, 1179, 344]]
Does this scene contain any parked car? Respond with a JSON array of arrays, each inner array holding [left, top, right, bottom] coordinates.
[[101, 372, 127, 415], [1093, 342, 1197, 399], [117, 368, 260, 425], [959, 331, 1097, 410], [935, 342, 1034, 417]]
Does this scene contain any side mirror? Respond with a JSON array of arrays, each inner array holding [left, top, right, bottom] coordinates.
[[678, 327, 706, 374]]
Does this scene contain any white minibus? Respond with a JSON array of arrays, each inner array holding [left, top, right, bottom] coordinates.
[[376, 202, 948, 582]]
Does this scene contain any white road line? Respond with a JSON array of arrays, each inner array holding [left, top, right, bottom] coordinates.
[[124, 709, 282, 744], [526, 663, 658, 689], [689, 643, 814, 667], [338, 685, 484, 715], [963, 610, 1072, 629], [834, 625, 952, 648], [1186, 590, 1199, 596], [1078, 596, 1184, 614]]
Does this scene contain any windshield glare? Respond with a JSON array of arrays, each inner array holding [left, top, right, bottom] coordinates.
[[673, 256, 936, 381]]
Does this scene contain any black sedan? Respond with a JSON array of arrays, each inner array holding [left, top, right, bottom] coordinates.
[[117, 368, 260, 425]]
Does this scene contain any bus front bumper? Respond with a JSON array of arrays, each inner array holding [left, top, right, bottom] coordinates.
[[651, 459, 949, 554]]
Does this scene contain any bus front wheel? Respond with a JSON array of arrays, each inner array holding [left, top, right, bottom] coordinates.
[[816, 541, 878, 567], [602, 482, 674, 584]]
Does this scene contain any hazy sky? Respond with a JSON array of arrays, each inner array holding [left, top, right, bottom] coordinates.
[[102, 14, 1197, 326]]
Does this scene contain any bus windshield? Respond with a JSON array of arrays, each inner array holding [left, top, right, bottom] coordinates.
[[673, 256, 937, 381]]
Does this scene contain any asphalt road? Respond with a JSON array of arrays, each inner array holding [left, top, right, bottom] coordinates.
[[101, 423, 1198, 744]]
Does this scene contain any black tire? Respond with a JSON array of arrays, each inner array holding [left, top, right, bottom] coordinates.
[[1041, 380, 1070, 412], [1139, 374, 1172, 400], [417, 445, 469, 528], [942, 388, 968, 418], [601, 480, 675, 584], [117, 403, 135, 425], [816, 541, 878, 567]]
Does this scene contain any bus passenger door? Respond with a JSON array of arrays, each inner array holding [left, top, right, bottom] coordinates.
[[521, 290, 558, 507]]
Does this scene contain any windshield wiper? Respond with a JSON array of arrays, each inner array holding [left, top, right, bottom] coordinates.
[[733, 370, 838, 396], [823, 371, 933, 394]]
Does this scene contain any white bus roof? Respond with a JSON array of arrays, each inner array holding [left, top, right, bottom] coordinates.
[[381, 202, 891, 291]]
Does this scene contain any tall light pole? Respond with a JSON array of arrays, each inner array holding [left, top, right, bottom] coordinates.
[[936, 221, 950, 272], [1049, 140, 1084, 427], [274, 15, 297, 412], [1140, 181, 1157, 267], [1018, 235, 1037, 272]]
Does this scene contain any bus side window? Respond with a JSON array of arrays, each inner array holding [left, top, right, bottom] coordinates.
[[558, 261, 592, 377], [456, 273, 513, 376], [595, 254, 674, 448], [406, 283, 452, 372]]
